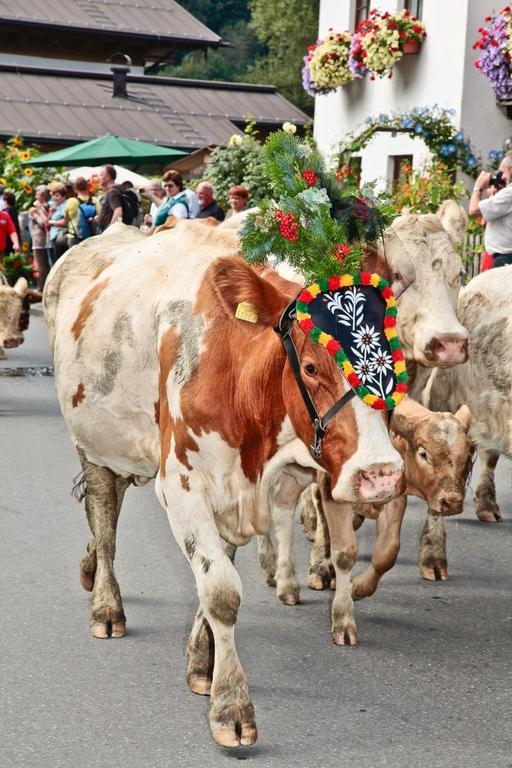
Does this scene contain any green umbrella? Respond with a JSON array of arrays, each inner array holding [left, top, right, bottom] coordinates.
[[23, 134, 187, 168]]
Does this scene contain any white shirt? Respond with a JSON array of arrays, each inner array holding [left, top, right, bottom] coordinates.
[[183, 188, 199, 218], [479, 184, 512, 254]]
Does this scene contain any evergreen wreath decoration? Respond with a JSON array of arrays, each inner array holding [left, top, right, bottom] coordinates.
[[239, 131, 395, 283], [296, 273, 407, 410]]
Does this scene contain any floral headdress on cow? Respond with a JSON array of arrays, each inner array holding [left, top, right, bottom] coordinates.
[[240, 131, 408, 417]]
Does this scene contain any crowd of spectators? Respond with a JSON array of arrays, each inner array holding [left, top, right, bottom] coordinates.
[[0, 165, 249, 291]]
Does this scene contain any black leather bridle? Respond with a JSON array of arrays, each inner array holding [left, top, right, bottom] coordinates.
[[274, 297, 356, 460]]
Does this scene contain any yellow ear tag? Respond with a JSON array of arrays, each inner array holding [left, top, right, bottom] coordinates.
[[235, 301, 258, 323]]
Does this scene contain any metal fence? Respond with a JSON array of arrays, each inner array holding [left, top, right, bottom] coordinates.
[[461, 229, 484, 283]]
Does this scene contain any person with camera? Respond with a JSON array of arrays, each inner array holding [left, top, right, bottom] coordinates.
[[470, 153, 512, 268]]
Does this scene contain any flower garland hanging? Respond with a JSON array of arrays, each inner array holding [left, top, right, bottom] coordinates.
[[473, 7, 512, 99], [296, 273, 407, 410], [239, 131, 395, 282], [337, 105, 481, 178], [302, 30, 354, 96]]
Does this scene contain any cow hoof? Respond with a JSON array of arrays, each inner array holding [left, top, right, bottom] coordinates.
[[80, 569, 94, 592], [332, 627, 357, 646], [420, 565, 449, 581], [90, 620, 127, 638], [265, 575, 277, 588], [210, 721, 258, 748], [308, 573, 326, 590], [476, 510, 502, 523], [188, 674, 212, 696], [91, 622, 109, 639], [111, 621, 127, 638], [279, 592, 300, 606], [329, 578, 336, 590]]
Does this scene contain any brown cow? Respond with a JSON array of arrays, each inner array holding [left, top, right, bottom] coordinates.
[[44, 221, 404, 747]]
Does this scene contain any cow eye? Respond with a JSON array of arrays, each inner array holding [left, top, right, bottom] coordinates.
[[304, 363, 317, 375], [418, 447, 429, 462], [393, 270, 402, 281]]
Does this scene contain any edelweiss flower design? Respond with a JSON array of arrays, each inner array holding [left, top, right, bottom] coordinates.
[[352, 357, 377, 384], [352, 323, 380, 352], [372, 348, 393, 374]]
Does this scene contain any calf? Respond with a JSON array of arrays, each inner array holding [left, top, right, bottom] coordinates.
[[0, 276, 28, 359], [44, 221, 404, 748], [259, 398, 472, 624]]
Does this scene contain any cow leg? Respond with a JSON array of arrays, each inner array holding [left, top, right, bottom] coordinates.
[[256, 533, 277, 587], [299, 484, 318, 542], [318, 477, 358, 645], [307, 486, 335, 591], [352, 496, 407, 600], [78, 452, 131, 638], [272, 473, 302, 606], [419, 510, 448, 581], [474, 449, 502, 523], [161, 484, 256, 748]]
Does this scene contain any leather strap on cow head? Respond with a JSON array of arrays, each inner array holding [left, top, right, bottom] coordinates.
[[274, 298, 356, 460]]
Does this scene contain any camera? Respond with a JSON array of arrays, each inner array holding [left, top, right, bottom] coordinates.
[[490, 170, 506, 189]]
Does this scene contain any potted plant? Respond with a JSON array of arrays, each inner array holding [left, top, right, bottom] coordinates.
[[302, 30, 354, 95], [356, 11, 403, 78], [392, 8, 427, 54], [473, 7, 512, 99]]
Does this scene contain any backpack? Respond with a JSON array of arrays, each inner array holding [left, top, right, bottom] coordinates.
[[76, 197, 98, 240], [118, 187, 139, 225]]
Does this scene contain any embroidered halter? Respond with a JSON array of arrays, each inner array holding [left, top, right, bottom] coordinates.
[[275, 272, 408, 459]]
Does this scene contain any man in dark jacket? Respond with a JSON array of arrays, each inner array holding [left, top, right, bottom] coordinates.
[[97, 165, 123, 232], [196, 182, 225, 222]]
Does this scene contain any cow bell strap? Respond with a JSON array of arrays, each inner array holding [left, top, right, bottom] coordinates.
[[275, 299, 356, 459]]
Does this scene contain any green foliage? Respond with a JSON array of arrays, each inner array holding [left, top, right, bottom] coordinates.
[[204, 121, 271, 207], [0, 250, 33, 285], [0, 136, 58, 211], [176, 0, 250, 33], [240, 130, 396, 282], [246, 0, 319, 114]]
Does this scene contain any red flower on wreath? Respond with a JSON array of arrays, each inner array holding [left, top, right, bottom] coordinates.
[[301, 168, 318, 187], [275, 210, 299, 242], [333, 243, 350, 263]]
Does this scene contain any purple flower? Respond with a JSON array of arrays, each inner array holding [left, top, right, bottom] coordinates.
[[475, 13, 512, 99]]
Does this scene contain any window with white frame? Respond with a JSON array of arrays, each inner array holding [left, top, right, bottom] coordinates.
[[354, 0, 371, 29]]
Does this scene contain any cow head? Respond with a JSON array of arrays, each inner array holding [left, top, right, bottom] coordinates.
[[0, 277, 28, 358], [392, 402, 472, 515], [210, 258, 405, 504], [381, 213, 469, 367]]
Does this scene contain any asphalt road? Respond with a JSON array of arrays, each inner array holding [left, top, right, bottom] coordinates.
[[1, 312, 511, 768]]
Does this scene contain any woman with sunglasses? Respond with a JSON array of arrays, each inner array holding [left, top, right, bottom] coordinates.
[[153, 171, 190, 227]]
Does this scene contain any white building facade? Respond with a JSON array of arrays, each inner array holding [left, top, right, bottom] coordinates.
[[314, 0, 512, 188]]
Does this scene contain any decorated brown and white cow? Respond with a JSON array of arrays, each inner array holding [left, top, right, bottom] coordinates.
[[44, 216, 405, 747], [0, 276, 28, 359], [422, 265, 512, 573]]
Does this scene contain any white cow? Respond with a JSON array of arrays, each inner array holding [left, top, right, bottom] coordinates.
[[0, 276, 28, 358]]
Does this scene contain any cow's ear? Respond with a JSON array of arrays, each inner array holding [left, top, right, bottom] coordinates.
[[209, 256, 288, 327], [390, 411, 415, 441], [14, 277, 28, 298], [454, 404, 471, 433]]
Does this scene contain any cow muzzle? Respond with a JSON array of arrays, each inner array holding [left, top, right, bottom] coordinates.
[[424, 334, 468, 366], [357, 462, 405, 503], [432, 491, 464, 516]]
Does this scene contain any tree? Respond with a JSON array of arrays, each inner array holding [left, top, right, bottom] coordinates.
[[245, 0, 319, 114]]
